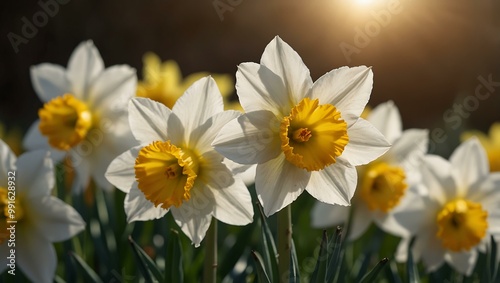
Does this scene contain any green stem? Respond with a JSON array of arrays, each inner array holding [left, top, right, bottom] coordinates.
[[277, 205, 292, 282], [204, 218, 218, 283]]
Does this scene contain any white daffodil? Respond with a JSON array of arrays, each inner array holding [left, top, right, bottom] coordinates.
[[0, 139, 85, 283], [23, 41, 137, 192], [393, 138, 500, 275], [105, 77, 253, 247], [212, 36, 390, 216], [311, 101, 428, 240]]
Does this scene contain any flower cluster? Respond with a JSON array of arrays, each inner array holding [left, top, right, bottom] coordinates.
[[2, 36, 499, 282]]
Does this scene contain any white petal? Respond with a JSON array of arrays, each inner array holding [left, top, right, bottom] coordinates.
[[22, 121, 67, 163], [67, 40, 104, 99], [445, 251, 478, 276], [170, 185, 214, 247], [88, 65, 137, 112], [84, 127, 137, 191], [0, 139, 16, 183], [385, 129, 429, 169], [190, 110, 240, 155], [260, 36, 313, 106], [419, 225, 446, 273], [366, 101, 402, 143], [128, 97, 172, 143], [236, 63, 289, 116], [223, 159, 256, 186], [468, 173, 500, 208], [340, 118, 391, 166], [255, 154, 310, 216], [311, 66, 373, 123], [348, 202, 372, 240], [17, 230, 57, 283], [173, 76, 224, 140], [68, 151, 91, 194], [200, 151, 253, 225], [124, 185, 168, 222], [207, 177, 253, 226], [306, 158, 357, 206], [310, 201, 350, 228], [487, 210, 500, 236], [450, 138, 489, 194], [395, 237, 411, 262], [29, 196, 85, 242], [213, 110, 281, 165], [390, 190, 433, 236], [374, 212, 411, 238], [105, 146, 142, 193], [30, 63, 71, 103], [421, 155, 456, 204], [16, 150, 54, 197]]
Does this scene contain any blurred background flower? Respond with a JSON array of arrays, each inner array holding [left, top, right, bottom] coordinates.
[[1, 0, 499, 159], [136, 52, 241, 110], [462, 122, 500, 172]]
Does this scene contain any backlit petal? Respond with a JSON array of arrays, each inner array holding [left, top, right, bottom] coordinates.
[[255, 154, 309, 216], [213, 110, 281, 165], [260, 36, 313, 107]]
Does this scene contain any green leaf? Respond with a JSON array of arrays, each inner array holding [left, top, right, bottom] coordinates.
[[358, 258, 389, 283], [257, 203, 279, 283], [251, 250, 272, 283], [69, 251, 104, 283], [326, 226, 343, 283], [310, 230, 328, 283], [165, 229, 184, 283], [128, 236, 164, 282]]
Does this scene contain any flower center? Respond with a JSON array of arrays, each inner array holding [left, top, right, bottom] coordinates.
[[280, 98, 349, 171], [359, 162, 407, 212], [0, 187, 24, 245], [436, 199, 488, 252], [38, 94, 93, 151], [134, 141, 199, 209]]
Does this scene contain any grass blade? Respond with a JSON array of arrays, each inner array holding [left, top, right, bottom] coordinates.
[[326, 226, 343, 283], [251, 251, 272, 283], [69, 251, 103, 283], [290, 239, 300, 283], [128, 236, 164, 282], [257, 202, 279, 283], [165, 229, 184, 283], [407, 237, 419, 283], [310, 230, 328, 283], [358, 258, 389, 283]]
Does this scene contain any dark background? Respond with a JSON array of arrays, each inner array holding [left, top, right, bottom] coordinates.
[[1, 0, 499, 156]]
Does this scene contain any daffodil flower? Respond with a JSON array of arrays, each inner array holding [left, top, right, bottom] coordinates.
[[105, 77, 253, 247], [394, 138, 500, 275], [137, 52, 241, 110], [462, 122, 500, 172], [23, 41, 138, 192], [311, 101, 429, 240], [212, 36, 390, 216], [136, 52, 255, 185], [0, 139, 85, 283]]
